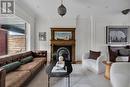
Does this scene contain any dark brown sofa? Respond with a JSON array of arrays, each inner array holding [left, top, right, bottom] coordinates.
[[0, 51, 47, 87], [108, 46, 130, 62]]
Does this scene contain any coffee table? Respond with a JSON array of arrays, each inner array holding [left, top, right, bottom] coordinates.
[[46, 61, 72, 87]]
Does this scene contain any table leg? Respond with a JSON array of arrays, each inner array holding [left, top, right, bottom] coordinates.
[[48, 76, 50, 87], [68, 75, 70, 87]]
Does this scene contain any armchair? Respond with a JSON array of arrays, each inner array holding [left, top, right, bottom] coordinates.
[[82, 52, 106, 74]]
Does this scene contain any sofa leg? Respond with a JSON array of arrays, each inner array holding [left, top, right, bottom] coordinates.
[[0, 68, 6, 87]]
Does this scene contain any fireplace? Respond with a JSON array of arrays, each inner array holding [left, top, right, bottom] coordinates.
[[53, 46, 72, 61], [50, 28, 75, 63]]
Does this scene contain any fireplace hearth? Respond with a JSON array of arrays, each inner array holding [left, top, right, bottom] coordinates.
[[50, 28, 75, 63]]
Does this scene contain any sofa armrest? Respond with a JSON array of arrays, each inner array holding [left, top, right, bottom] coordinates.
[[33, 51, 47, 58], [96, 55, 106, 74], [0, 67, 6, 87], [96, 55, 106, 63]]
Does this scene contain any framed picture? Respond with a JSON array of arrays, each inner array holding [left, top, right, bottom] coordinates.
[[39, 32, 46, 41], [54, 31, 72, 40], [51, 28, 75, 40], [106, 26, 129, 44]]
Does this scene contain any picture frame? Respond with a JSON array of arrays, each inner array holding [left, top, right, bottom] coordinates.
[[106, 26, 129, 44], [54, 31, 72, 40], [51, 28, 75, 40], [39, 32, 46, 41]]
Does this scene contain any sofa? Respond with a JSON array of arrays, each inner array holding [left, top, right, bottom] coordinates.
[[108, 46, 130, 62], [110, 62, 130, 87], [0, 51, 47, 87]]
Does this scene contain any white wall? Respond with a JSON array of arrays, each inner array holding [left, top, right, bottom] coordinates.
[[15, 1, 35, 51], [94, 15, 130, 56], [18, 0, 130, 61], [34, 14, 130, 61], [35, 17, 76, 61]]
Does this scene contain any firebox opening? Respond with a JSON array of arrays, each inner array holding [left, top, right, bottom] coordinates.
[[53, 46, 72, 62]]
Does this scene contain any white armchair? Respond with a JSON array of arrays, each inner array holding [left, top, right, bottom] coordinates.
[[82, 52, 106, 74]]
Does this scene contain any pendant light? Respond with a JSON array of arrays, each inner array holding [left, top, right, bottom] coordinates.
[[58, 0, 67, 17]]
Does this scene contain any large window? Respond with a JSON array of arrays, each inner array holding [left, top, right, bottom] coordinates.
[[0, 24, 26, 56]]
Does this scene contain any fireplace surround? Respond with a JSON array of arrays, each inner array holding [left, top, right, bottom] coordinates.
[[53, 46, 72, 61], [50, 28, 75, 63]]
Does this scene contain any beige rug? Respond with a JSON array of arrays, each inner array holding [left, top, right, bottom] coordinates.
[[27, 64, 112, 87]]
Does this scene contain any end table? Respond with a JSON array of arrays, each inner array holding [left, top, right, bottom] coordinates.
[[102, 61, 112, 80]]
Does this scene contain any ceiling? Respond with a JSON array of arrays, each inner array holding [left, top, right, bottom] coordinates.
[[18, 0, 130, 18], [0, 15, 25, 24]]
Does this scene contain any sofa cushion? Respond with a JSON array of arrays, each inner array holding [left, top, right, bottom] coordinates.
[[17, 58, 45, 74], [88, 50, 101, 60], [6, 70, 31, 87], [118, 49, 130, 56], [33, 57, 47, 64], [20, 56, 33, 64], [2, 61, 21, 73]]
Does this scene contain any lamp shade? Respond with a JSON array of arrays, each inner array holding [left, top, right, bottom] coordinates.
[[58, 4, 67, 17]]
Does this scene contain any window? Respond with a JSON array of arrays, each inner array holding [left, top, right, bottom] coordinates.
[[0, 24, 26, 56]]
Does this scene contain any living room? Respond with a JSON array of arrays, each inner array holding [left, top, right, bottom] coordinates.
[[0, 0, 130, 87]]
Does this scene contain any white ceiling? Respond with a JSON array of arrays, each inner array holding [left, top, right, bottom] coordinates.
[[18, 0, 130, 18], [0, 15, 25, 24]]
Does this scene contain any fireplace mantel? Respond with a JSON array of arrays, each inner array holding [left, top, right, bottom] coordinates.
[[50, 28, 76, 63], [51, 40, 75, 45]]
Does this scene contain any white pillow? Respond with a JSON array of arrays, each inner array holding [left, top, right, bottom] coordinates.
[[116, 56, 129, 62]]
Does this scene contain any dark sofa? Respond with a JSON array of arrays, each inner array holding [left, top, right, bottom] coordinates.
[[0, 51, 47, 87], [108, 45, 130, 62]]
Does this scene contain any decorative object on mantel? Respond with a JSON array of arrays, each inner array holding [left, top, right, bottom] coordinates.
[[106, 26, 129, 44], [58, 0, 67, 17], [39, 32, 46, 41], [122, 9, 130, 15]]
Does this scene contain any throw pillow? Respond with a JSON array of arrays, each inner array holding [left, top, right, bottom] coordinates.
[[125, 45, 130, 49], [118, 49, 130, 56], [88, 50, 101, 60], [109, 50, 118, 62], [116, 56, 129, 62], [2, 61, 21, 73], [21, 56, 33, 64]]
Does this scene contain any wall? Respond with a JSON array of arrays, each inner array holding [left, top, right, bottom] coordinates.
[[35, 17, 77, 61], [18, 0, 130, 61], [34, 15, 130, 61], [15, 1, 35, 51]]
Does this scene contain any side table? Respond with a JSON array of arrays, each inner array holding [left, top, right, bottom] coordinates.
[[102, 61, 112, 80]]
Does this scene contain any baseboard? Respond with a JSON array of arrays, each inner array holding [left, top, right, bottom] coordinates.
[[75, 61, 82, 64]]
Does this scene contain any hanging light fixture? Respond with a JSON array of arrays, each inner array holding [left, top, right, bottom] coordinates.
[[58, 0, 67, 17]]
